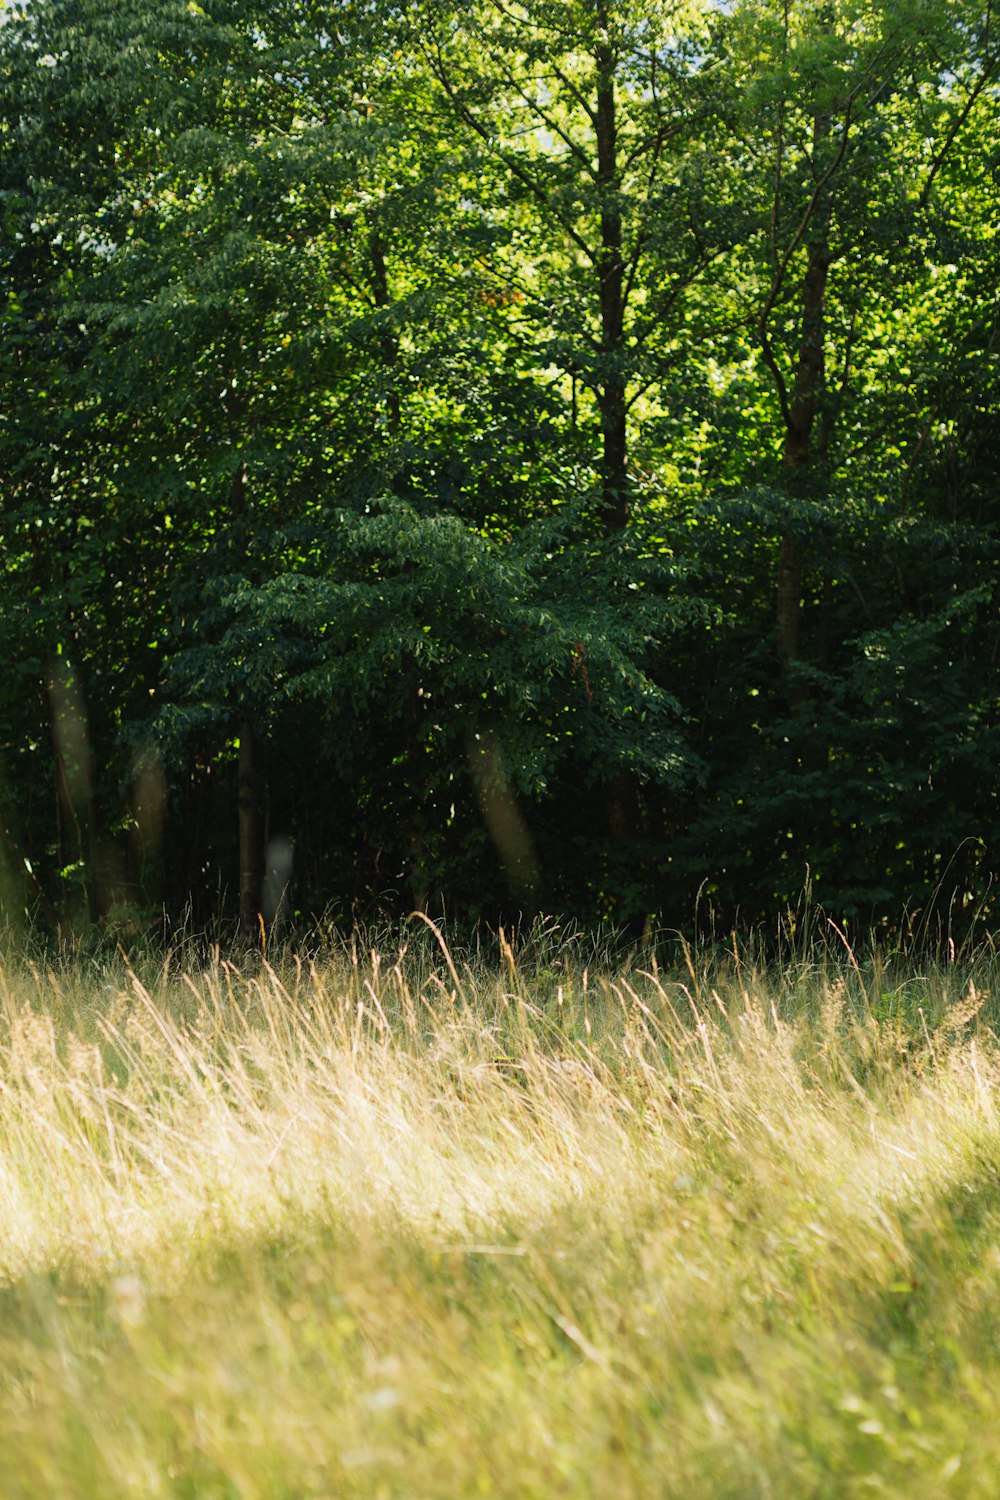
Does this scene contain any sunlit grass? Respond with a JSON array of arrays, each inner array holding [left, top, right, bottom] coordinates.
[[1, 930, 999, 1497]]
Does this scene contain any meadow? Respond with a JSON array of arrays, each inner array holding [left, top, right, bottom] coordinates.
[[1, 922, 999, 1498]]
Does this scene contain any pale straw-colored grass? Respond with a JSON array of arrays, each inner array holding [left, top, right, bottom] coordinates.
[[0, 938, 998, 1497]]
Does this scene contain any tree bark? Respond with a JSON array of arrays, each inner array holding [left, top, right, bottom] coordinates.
[[784, 235, 832, 472], [370, 229, 401, 432], [47, 656, 99, 924], [238, 716, 262, 942], [230, 457, 263, 942], [776, 113, 834, 666], [776, 534, 805, 664]]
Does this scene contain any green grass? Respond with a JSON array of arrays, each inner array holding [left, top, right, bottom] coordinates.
[[1, 931, 999, 1497]]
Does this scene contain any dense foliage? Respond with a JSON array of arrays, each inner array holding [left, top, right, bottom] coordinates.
[[1, 0, 997, 939]]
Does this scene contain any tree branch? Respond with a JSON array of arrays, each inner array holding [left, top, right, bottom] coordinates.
[[423, 38, 598, 268], [917, 57, 999, 210]]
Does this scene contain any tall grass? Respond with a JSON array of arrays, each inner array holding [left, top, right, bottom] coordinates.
[[0, 929, 999, 1497]]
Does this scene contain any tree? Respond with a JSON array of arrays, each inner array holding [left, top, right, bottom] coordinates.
[[415, 0, 723, 530], [0, 0, 996, 938], [705, 0, 999, 667]]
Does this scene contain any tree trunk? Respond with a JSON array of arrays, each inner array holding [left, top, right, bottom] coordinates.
[[370, 229, 401, 432], [238, 716, 262, 942], [776, 113, 834, 666], [595, 26, 628, 531], [783, 241, 831, 473], [229, 456, 263, 943], [776, 534, 805, 664], [47, 657, 99, 925]]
